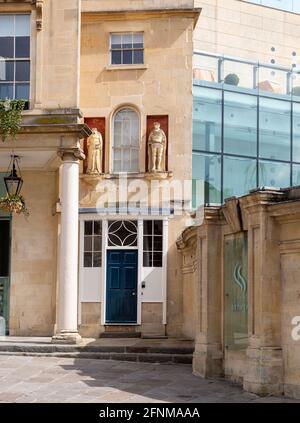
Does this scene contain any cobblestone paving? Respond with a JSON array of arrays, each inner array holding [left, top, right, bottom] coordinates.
[[0, 356, 298, 403]]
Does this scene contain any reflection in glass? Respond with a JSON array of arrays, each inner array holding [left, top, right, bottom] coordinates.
[[259, 98, 291, 161], [224, 92, 257, 156], [193, 86, 222, 152], [223, 156, 257, 199], [259, 160, 290, 188], [293, 102, 300, 162], [192, 153, 221, 207], [292, 164, 300, 186]]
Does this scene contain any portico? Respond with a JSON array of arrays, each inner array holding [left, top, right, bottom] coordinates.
[[0, 110, 90, 342]]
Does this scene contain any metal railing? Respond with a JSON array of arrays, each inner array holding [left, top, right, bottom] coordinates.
[[193, 50, 300, 96]]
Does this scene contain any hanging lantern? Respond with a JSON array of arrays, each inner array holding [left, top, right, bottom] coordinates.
[[4, 155, 23, 196]]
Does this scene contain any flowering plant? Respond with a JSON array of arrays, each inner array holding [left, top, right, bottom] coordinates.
[[0, 99, 26, 141], [0, 193, 29, 216]]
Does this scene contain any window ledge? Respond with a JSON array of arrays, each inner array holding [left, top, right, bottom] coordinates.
[[105, 64, 148, 71], [80, 171, 174, 183]]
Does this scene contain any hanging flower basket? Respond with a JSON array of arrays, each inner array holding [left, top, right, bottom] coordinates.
[[0, 99, 26, 142], [0, 194, 29, 216]]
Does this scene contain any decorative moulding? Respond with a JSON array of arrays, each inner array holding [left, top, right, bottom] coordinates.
[[33, 0, 43, 30]]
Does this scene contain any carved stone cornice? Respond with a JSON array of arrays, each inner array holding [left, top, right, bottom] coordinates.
[[222, 197, 244, 233], [58, 147, 86, 162]]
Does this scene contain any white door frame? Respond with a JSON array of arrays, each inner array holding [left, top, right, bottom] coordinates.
[[79, 214, 169, 327]]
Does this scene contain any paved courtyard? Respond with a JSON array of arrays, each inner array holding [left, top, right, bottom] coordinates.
[[0, 356, 298, 403]]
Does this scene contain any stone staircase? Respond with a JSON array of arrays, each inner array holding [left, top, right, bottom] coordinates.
[[0, 337, 194, 364]]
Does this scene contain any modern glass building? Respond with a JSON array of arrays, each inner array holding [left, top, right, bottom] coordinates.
[[192, 51, 300, 207]]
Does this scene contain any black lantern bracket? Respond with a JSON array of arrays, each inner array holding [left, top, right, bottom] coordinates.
[[4, 155, 23, 196]]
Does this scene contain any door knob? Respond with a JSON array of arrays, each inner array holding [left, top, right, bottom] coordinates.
[[132, 292, 136, 296]]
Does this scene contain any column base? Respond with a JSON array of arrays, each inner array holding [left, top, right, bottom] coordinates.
[[193, 340, 223, 378], [52, 330, 82, 345], [243, 346, 283, 396]]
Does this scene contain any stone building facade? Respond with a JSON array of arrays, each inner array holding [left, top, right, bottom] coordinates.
[[0, 0, 200, 341]]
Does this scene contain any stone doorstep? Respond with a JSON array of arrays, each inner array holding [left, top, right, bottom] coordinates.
[[0, 351, 193, 365], [100, 332, 141, 339]]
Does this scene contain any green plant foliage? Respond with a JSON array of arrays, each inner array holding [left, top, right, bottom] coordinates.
[[0, 193, 29, 216], [0, 99, 26, 142], [224, 73, 240, 86]]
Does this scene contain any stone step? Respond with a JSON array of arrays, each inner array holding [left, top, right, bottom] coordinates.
[[100, 331, 141, 339], [0, 351, 193, 364], [0, 343, 194, 355]]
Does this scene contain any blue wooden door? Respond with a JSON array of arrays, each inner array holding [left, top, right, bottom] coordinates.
[[106, 250, 138, 323]]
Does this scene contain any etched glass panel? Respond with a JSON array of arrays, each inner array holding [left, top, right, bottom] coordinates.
[[224, 233, 248, 350], [108, 221, 138, 247]]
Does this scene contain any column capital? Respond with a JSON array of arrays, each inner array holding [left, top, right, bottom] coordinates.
[[58, 147, 85, 162]]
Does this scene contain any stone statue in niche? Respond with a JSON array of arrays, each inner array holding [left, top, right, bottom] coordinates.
[[86, 128, 103, 174], [148, 122, 167, 173]]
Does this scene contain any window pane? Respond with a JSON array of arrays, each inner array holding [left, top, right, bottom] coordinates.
[[0, 38, 14, 58], [143, 220, 153, 235], [15, 61, 30, 81], [84, 221, 93, 235], [93, 221, 102, 235], [122, 33, 132, 49], [15, 36, 30, 58], [0, 83, 13, 99], [292, 164, 300, 186], [93, 236, 102, 252], [259, 98, 291, 161], [122, 50, 132, 65], [133, 50, 143, 64], [111, 34, 121, 49], [93, 252, 102, 268], [224, 92, 257, 157], [153, 252, 163, 267], [192, 153, 221, 206], [293, 102, 300, 162], [84, 236, 92, 252], [259, 160, 290, 188], [15, 15, 30, 37], [223, 156, 257, 200], [143, 252, 152, 267], [143, 236, 152, 251], [0, 16, 14, 37], [133, 33, 143, 48], [154, 236, 163, 251], [154, 220, 163, 235], [84, 253, 92, 267], [15, 83, 29, 100], [111, 50, 121, 65], [193, 86, 222, 153], [0, 61, 14, 81]]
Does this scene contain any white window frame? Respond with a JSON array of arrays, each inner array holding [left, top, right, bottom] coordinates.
[[111, 107, 140, 174], [109, 32, 144, 66], [0, 14, 31, 103]]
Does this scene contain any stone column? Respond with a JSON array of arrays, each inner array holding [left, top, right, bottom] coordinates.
[[186, 208, 224, 378], [241, 191, 284, 396], [52, 147, 85, 344]]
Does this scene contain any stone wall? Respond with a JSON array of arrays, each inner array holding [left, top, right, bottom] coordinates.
[[178, 187, 300, 399], [10, 171, 58, 336], [194, 0, 300, 66]]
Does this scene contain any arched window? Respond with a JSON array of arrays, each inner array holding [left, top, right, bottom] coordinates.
[[112, 108, 139, 173]]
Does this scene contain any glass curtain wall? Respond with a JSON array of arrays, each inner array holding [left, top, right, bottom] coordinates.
[[193, 84, 300, 208]]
